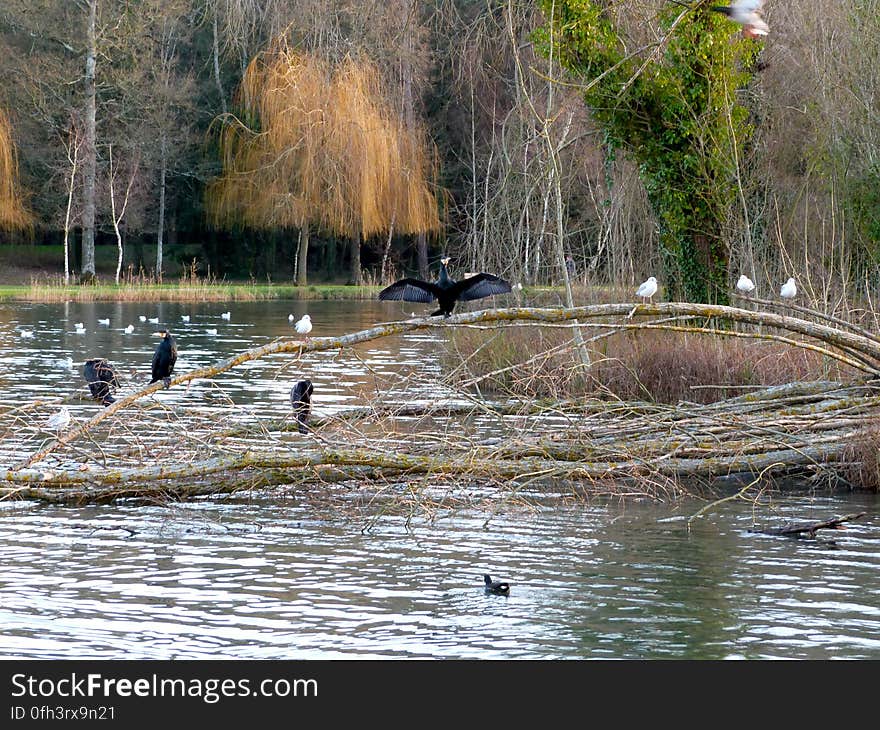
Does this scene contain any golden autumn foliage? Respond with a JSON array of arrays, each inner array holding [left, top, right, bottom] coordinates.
[[0, 107, 32, 231], [207, 40, 440, 238]]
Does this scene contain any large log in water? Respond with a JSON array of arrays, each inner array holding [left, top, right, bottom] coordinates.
[[3, 303, 880, 504]]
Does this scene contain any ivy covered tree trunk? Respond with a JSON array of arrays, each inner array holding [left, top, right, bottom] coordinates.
[[538, 1, 759, 303]]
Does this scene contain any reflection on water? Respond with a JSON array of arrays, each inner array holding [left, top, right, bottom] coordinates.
[[0, 300, 878, 659], [0, 494, 877, 659]]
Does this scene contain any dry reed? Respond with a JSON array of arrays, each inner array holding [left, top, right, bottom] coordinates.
[[443, 325, 856, 404]]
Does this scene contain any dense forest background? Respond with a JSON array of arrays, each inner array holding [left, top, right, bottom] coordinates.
[[0, 0, 878, 299]]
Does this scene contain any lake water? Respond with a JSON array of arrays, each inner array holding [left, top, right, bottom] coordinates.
[[0, 299, 878, 659]]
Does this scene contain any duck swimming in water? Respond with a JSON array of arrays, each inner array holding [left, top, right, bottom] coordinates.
[[379, 257, 512, 317], [484, 574, 510, 596]]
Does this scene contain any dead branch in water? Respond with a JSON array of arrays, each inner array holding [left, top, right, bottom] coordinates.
[[3, 303, 880, 505], [748, 512, 867, 538]]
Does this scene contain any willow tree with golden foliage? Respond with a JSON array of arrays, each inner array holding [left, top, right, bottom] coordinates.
[[0, 108, 32, 231], [207, 40, 440, 285]]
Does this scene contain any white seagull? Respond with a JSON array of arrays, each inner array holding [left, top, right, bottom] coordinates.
[[74, 323, 86, 334], [635, 276, 658, 302], [736, 274, 756, 294], [288, 314, 295, 322], [205, 328, 218, 336], [45, 406, 71, 432], [295, 314, 313, 337], [221, 311, 231, 320], [148, 317, 159, 324], [711, 0, 769, 38], [20, 329, 34, 339], [98, 318, 110, 326], [124, 324, 134, 334], [139, 315, 146, 322], [181, 315, 190, 322], [780, 277, 797, 299]]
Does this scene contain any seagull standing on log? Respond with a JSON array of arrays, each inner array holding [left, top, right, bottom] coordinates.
[[736, 274, 756, 295]]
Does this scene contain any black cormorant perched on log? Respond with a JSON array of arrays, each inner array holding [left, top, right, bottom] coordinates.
[[290, 379, 313, 434], [484, 574, 510, 596], [83, 358, 121, 406], [378, 257, 512, 317], [150, 330, 177, 389]]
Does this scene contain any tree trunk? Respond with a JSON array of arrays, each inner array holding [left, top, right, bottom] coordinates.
[[212, 11, 227, 114], [80, 0, 98, 280], [350, 234, 361, 285], [416, 231, 429, 280], [62, 133, 79, 285], [156, 134, 166, 282], [296, 220, 309, 286]]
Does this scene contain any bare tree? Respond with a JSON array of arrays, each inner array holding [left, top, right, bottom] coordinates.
[[107, 144, 140, 283], [61, 119, 84, 284]]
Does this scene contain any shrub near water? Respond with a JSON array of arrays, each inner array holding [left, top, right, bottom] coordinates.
[[444, 327, 852, 404]]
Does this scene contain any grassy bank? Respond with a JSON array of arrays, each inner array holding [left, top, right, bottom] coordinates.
[[0, 280, 383, 303]]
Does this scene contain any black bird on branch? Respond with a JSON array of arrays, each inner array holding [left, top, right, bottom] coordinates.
[[83, 358, 121, 406], [484, 574, 510, 596], [290, 379, 314, 434], [150, 330, 177, 389], [378, 256, 512, 317]]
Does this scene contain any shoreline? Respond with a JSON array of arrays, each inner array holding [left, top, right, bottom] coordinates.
[[0, 282, 384, 303], [0, 281, 558, 304]]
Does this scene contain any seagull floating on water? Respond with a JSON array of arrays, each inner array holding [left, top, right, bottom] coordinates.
[[736, 274, 756, 294], [139, 315, 146, 322], [294, 314, 312, 337], [123, 324, 134, 334], [221, 311, 231, 320], [780, 277, 797, 299], [181, 315, 190, 322], [288, 314, 295, 322], [45, 406, 71, 432], [74, 323, 86, 334], [484, 574, 510, 596], [712, 0, 769, 38], [20, 329, 34, 339], [635, 276, 658, 302], [205, 328, 218, 336], [97, 318, 110, 326]]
